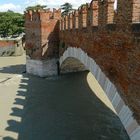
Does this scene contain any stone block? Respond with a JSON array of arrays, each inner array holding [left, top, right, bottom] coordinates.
[[26, 57, 58, 77]]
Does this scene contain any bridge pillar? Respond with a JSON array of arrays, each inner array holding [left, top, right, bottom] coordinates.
[[25, 9, 61, 77]]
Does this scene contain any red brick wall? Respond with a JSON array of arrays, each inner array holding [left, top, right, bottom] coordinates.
[[25, 9, 61, 60], [59, 0, 140, 123], [24, 0, 140, 123], [0, 41, 15, 47]]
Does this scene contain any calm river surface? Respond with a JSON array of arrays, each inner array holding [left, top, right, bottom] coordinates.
[[0, 55, 130, 140]]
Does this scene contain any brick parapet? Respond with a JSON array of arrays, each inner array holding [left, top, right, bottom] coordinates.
[[25, 8, 61, 22], [60, 0, 140, 31], [25, 8, 61, 59], [59, 0, 140, 123]]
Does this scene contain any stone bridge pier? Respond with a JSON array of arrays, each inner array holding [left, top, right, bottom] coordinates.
[[25, 0, 140, 139]]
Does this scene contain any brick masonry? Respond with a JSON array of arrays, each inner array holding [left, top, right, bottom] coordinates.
[[60, 47, 140, 140], [25, 0, 140, 139], [0, 37, 23, 56], [59, 0, 140, 126], [25, 8, 61, 76], [25, 8, 61, 60]]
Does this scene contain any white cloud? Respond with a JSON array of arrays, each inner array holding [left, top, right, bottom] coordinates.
[[25, 0, 47, 6], [25, 0, 91, 9], [0, 0, 92, 13], [0, 3, 22, 13]]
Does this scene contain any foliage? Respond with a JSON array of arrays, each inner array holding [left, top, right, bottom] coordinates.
[[0, 11, 24, 37], [26, 5, 47, 11], [61, 3, 73, 17], [79, 4, 87, 8]]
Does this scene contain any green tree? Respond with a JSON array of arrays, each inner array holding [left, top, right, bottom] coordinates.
[[61, 3, 73, 17], [26, 5, 47, 11], [0, 11, 24, 37], [79, 4, 87, 8]]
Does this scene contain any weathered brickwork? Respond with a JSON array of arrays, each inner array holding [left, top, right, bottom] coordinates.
[[25, 8, 61, 76], [0, 38, 23, 56], [24, 0, 140, 127], [25, 8, 61, 60], [59, 0, 140, 123], [0, 41, 15, 47]]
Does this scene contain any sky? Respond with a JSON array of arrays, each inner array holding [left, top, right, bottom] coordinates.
[[0, 0, 92, 13]]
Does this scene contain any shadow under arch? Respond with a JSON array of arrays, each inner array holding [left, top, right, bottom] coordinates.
[[60, 57, 87, 74], [59, 47, 138, 140]]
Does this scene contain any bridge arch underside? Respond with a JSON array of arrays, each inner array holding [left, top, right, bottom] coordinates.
[[60, 57, 87, 74], [60, 47, 140, 140]]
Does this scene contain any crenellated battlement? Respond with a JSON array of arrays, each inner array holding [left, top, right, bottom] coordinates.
[[25, 8, 61, 22], [53, 8, 61, 19], [25, 1, 140, 137], [25, 8, 61, 60], [59, 0, 140, 129], [60, 0, 140, 31]]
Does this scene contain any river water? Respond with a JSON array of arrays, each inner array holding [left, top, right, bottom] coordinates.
[[0, 55, 130, 140]]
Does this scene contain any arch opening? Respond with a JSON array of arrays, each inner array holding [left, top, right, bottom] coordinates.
[[59, 47, 140, 139], [60, 57, 87, 74], [60, 53, 117, 114]]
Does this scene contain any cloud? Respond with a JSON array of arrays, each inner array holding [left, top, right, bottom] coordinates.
[[25, 0, 47, 6], [0, 0, 92, 13], [0, 3, 22, 13], [25, 0, 91, 9]]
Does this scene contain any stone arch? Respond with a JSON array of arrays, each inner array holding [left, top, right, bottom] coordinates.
[[60, 47, 140, 140]]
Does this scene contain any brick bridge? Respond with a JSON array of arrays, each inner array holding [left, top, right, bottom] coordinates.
[[25, 0, 140, 139]]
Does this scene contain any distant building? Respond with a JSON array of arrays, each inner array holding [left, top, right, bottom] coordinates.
[[0, 36, 24, 56]]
